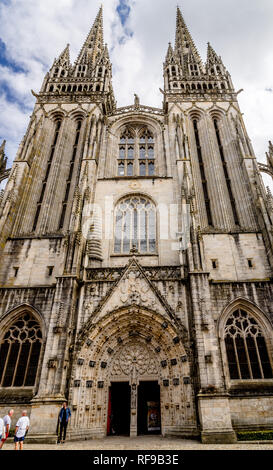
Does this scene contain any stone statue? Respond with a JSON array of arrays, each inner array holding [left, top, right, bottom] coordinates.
[[134, 93, 140, 108]]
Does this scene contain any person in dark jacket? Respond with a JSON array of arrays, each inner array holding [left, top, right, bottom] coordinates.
[[57, 402, 71, 444]]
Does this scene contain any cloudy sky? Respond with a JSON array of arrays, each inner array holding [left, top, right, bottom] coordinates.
[[0, 0, 273, 188]]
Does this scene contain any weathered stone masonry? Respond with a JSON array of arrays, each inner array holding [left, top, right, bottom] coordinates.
[[0, 6, 273, 444]]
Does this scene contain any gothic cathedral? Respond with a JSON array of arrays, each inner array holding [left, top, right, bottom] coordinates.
[[0, 7, 273, 444]]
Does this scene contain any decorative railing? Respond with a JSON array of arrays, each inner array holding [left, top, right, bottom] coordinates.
[[112, 104, 163, 116], [85, 266, 182, 282]]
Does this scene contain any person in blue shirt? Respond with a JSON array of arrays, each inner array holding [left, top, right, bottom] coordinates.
[[57, 402, 71, 444]]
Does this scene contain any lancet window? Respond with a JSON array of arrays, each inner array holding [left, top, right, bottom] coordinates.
[[33, 119, 62, 232], [117, 126, 155, 177], [118, 128, 135, 177]]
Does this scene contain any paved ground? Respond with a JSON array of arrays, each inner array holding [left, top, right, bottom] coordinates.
[[2, 435, 273, 451]]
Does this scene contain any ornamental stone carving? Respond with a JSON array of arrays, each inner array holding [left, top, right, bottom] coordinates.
[[112, 343, 158, 377], [119, 270, 156, 309]]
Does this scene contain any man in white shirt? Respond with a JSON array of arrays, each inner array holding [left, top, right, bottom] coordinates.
[[0, 417, 4, 442], [14, 410, 30, 451], [0, 409, 14, 449]]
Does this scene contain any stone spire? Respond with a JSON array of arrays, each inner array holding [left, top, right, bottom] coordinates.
[[175, 6, 203, 75], [163, 8, 235, 95], [39, 6, 115, 113], [75, 5, 104, 67]]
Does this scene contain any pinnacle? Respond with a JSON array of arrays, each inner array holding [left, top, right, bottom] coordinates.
[[166, 42, 174, 61], [0, 140, 6, 154], [206, 43, 220, 64], [75, 6, 104, 66], [267, 141, 273, 167], [0, 140, 7, 174], [55, 43, 70, 66], [103, 43, 110, 59]]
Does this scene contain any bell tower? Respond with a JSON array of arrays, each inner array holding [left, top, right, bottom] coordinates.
[[164, 7, 234, 96], [41, 6, 115, 114]]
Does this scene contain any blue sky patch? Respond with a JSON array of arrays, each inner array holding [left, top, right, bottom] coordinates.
[[0, 81, 31, 115], [115, 0, 133, 43], [0, 38, 26, 74], [116, 0, 131, 26]]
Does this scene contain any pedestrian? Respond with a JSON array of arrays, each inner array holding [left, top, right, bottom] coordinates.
[[0, 409, 14, 449], [14, 410, 30, 451], [57, 402, 71, 444], [0, 416, 4, 444]]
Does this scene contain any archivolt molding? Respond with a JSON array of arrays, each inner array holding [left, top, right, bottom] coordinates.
[[112, 191, 158, 209], [72, 305, 191, 385], [186, 108, 205, 122], [69, 305, 195, 433], [68, 109, 88, 122], [46, 108, 67, 122], [208, 108, 226, 121], [107, 113, 164, 134]]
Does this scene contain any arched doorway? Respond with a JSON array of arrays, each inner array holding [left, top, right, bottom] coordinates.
[[69, 306, 197, 439], [107, 341, 161, 436]]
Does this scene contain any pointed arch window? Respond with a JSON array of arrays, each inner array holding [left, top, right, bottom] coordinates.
[[117, 126, 155, 177], [114, 196, 156, 254], [0, 312, 42, 388], [224, 309, 273, 380]]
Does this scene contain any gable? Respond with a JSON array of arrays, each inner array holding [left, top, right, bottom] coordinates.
[[87, 258, 178, 325]]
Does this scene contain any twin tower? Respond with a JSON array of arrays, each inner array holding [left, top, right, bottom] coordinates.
[[0, 6, 273, 444]]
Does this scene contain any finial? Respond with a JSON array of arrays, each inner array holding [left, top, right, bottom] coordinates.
[[0, 140, 6, 153], [0, 140, 7, 174]]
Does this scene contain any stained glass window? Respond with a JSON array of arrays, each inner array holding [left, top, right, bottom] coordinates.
[[0, 313, 42, 387], [117, 127, 155, 177], [114, 196, 156, 254], [224, 309, 273, 380]]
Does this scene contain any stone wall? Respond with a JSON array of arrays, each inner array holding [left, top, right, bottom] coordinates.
[[230, 396, 273, 430]]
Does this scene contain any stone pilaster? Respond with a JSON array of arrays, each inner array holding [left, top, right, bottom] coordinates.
[[189, 271, 236, 442]]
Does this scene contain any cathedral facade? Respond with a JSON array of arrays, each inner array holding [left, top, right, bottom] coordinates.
[[0, 7, 273, 444]]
